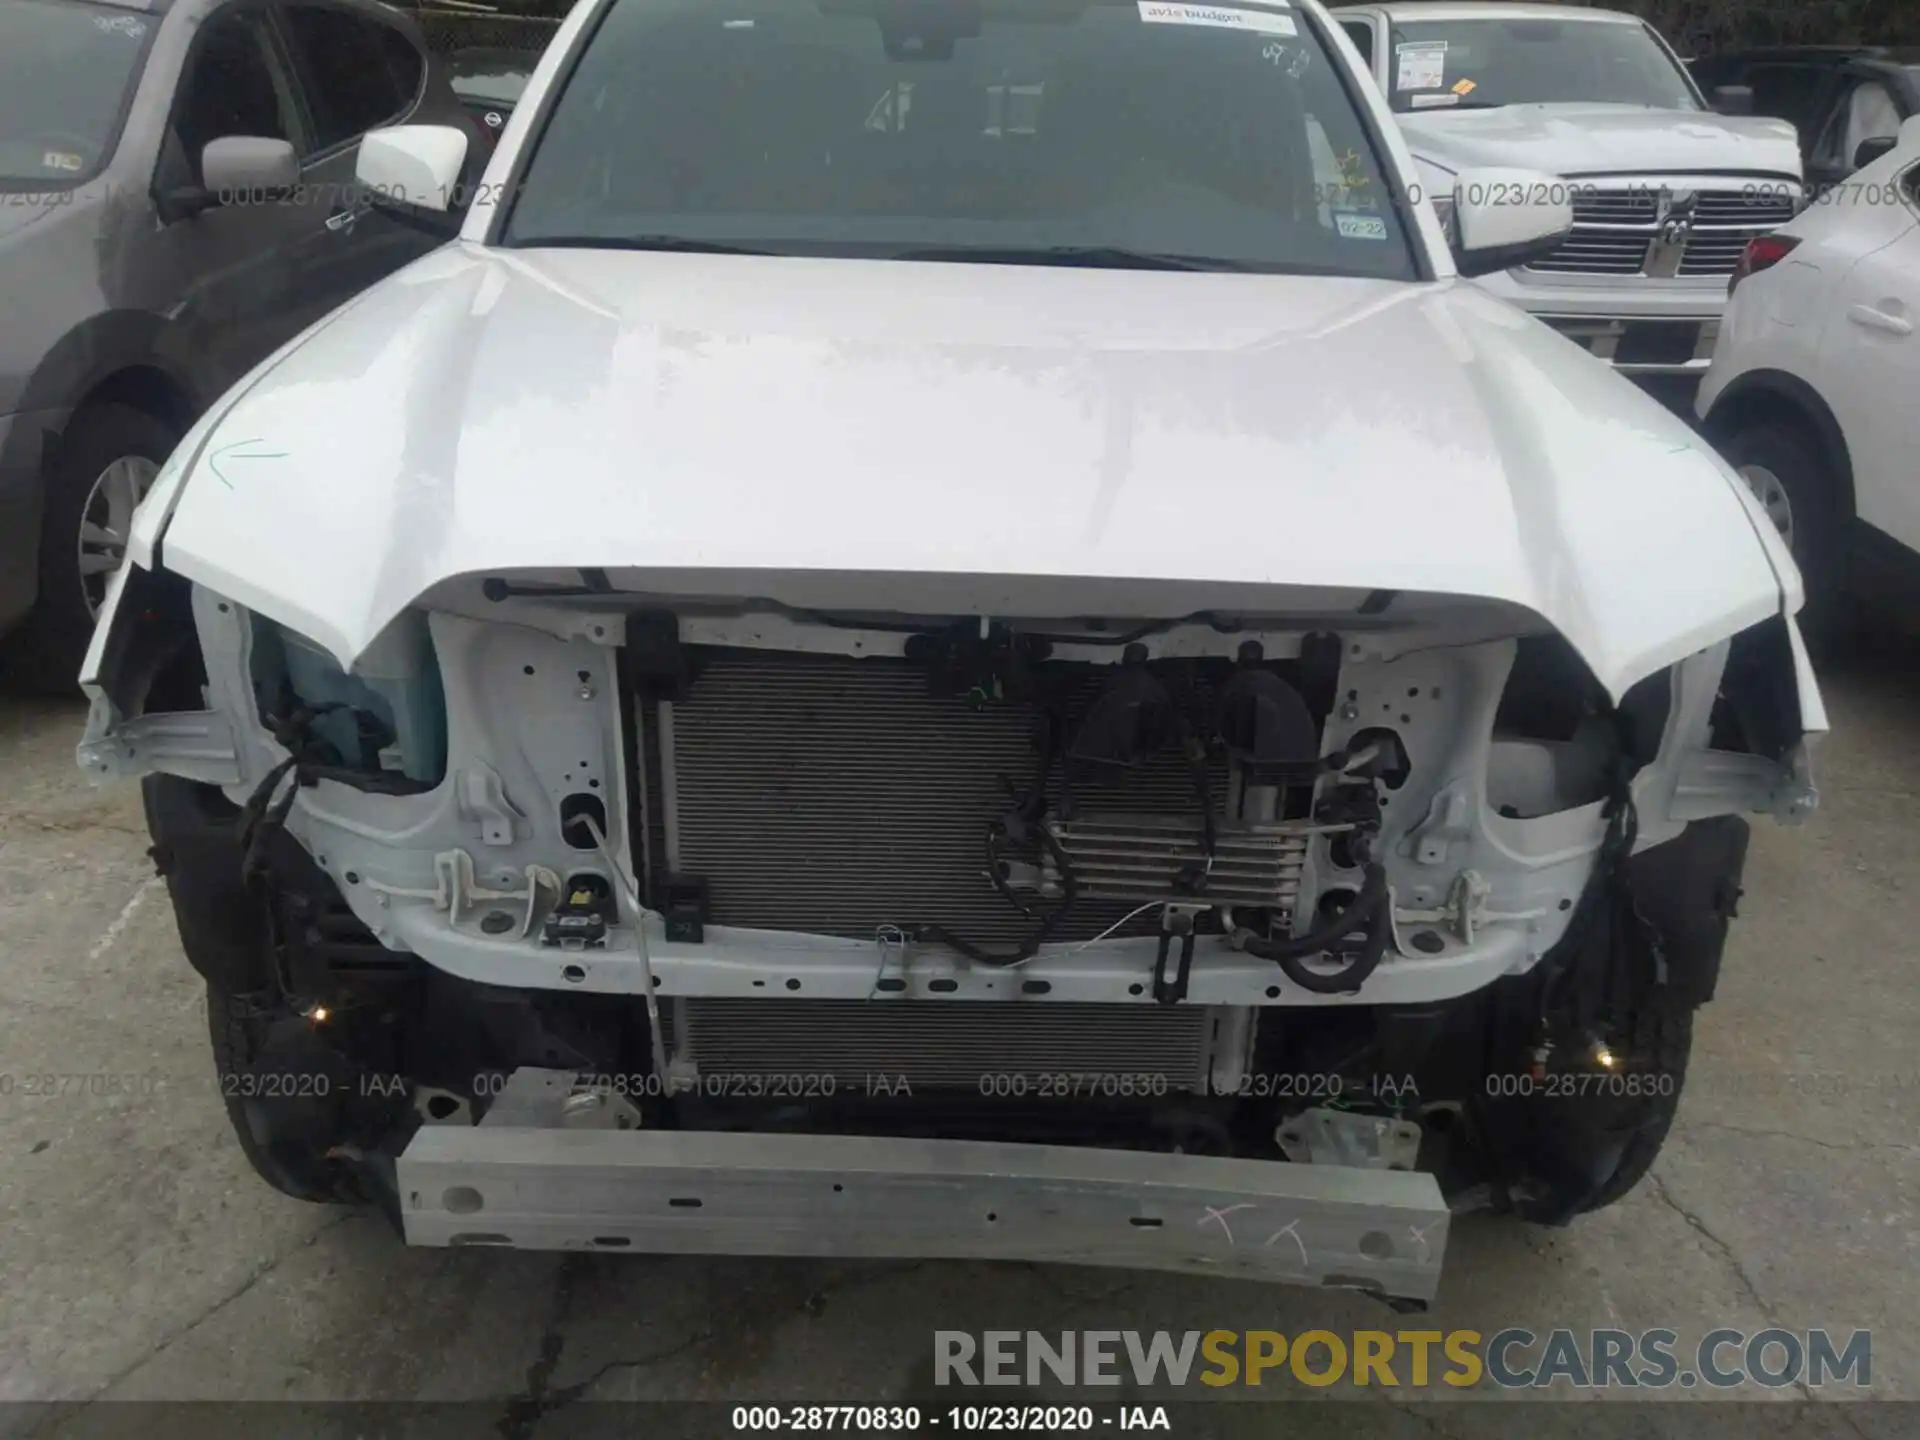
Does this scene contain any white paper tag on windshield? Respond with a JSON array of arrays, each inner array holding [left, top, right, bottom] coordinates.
[[1138, 3, 1298, 37], [1408, 92, 1460, 108], [1395, 41, 1447, 90], [1335, 213, 1389, 240]]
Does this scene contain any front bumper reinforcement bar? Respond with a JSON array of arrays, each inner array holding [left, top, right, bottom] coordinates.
[[398, 1090, 1449, 1302]]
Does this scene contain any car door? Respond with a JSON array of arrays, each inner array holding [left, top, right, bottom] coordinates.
[[267, 1, 457, 328], [150, 1, 313, 395], [1812, 156, 1920, 554], [1807, 71, 1905, 181]]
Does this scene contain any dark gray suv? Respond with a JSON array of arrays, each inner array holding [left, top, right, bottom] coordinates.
[[0, 0, 469, 687]]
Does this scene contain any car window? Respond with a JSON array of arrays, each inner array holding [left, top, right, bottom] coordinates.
[[0, 0, 157, 187], [1834, 80, 1902, 171], [277, 4, 419, 152], [1742, 64, 1836, 145], [1385, 17, 1698, 112], [1339, 19, 1374, 69], [504, 0, 1421, 281], [170, 8, 300, 184]]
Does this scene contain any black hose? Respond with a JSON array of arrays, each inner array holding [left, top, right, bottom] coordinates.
[[914, 820, 1081, 968], [1231, 861, 1392, 994]]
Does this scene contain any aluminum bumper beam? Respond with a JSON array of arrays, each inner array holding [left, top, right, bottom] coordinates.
[[397, 1086, 1449, 1302]]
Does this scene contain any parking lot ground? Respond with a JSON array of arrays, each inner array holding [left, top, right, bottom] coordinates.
[[1, 625, 1917, 1438]]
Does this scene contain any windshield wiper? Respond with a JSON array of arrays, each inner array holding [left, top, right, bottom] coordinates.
[[889, 244, 1228, 271], [514, 234, 779, 255]]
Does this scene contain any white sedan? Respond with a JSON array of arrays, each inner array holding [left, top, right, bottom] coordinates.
[[1700, 113, 1920, 634]]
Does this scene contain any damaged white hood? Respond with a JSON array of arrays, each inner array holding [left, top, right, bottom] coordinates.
[[133, 243, 1791, 700]]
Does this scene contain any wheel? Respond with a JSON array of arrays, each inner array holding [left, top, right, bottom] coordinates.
[[10, 403, 175, 692], [150, 778, 390, 1207], [1532, 1004, 1691, 1218], [1471, 817, 1744, 1224], [1715, 420, 1850, 645], [205, 984, 359, 1205]]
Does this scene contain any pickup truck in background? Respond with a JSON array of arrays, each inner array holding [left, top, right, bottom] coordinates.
[[1334, 2, 1804, 392]]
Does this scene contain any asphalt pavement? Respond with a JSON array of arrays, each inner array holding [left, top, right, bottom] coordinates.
[[1, 624, 1916, 1439]]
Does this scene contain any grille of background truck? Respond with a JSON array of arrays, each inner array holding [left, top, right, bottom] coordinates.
[[1526, 184, 1799, 277]]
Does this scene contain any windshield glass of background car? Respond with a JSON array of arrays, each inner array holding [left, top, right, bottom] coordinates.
[[0, 0, 153, 186], [504, 0, 1419, 278], [1387, 18, 1699, 113]]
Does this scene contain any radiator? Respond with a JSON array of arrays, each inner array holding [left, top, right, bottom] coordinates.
[[662, 651, 1239, 945]]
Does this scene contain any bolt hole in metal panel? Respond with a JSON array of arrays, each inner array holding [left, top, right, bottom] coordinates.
[[399, 1122, 1450, 1300]]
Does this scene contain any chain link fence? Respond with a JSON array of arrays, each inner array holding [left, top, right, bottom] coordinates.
[[1610, 0, 1920, 51], [390, 0, 1919, 68], [392, 1, 563, 63]]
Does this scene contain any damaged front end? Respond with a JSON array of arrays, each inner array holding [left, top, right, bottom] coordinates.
[[81, 559, 1823, 1302]]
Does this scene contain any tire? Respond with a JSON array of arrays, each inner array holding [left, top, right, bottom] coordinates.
[[204, 984, 356, 1206], [9, 403, 177, 693], [1475, 999, 1692, 1224], [1561, 1002, 1692, 1213], [1715, 420, 1851, 648], [1474, 819, 1743, 1224]]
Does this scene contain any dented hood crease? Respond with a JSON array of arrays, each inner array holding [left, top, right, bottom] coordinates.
[[145, 244, 1786, 700]]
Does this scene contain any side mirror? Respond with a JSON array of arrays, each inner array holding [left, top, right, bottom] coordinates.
[[1450, 166, 1574, 279], [1712, 84, 1755, 117], [357, 125, 469, 215], [157, 135, 298, 222], [202, 135, 298, 196], [1854, 134, 1899, 171]]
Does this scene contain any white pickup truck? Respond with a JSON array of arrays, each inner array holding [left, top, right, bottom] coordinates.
[[80, 0, 1822, 1307], [1333, 2, 1805, 382]]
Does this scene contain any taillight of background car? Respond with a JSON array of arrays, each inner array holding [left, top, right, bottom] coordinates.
[[1729, 234, 1802, 295]]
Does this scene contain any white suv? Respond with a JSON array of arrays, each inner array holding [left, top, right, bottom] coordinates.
[[1334, 2, 1803, 382], [1699, 114, 1920, 633]]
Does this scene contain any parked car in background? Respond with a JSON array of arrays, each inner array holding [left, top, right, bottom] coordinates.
[[1333, 2, 1803, 389], [446, 45, 538, 159], [1698, 114, 1920, 636], [0, 0, 468, 689], [1690, 47, 1920, 190], [83, 0, 1822, 1300]]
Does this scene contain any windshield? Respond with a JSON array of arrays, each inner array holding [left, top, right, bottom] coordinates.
[[504, 0, 1420, 279], [0, 0, 154, 187], [1387, 18, 1699, 113]]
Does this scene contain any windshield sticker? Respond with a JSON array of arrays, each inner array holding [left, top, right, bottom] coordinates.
[[1262, 38, 1312, 75], [1335, 212, 1389, 240], [1138, 3, 1298, 38], [1451, 77, 1477, 95], [1395, 41, 1447, 90], [1408, 92, 1461, 108], [92, 13, 147, 35], [41, 151, 84, 172]]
